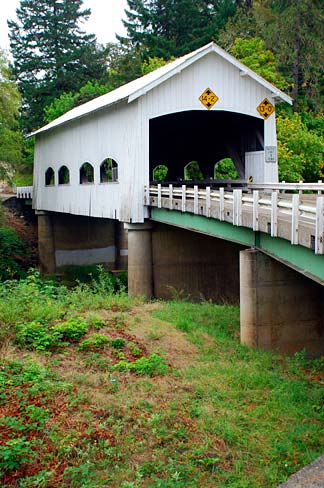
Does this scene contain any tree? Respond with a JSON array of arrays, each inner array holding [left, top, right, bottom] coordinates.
[[44, 81, 112, 123], [0, 48, 23, 181], [118, 0, 238, 59], [277, 113, 324, 182], [230, 37, 288, 90], [8, 0, 108, 132], [252, 0, 324, 111]]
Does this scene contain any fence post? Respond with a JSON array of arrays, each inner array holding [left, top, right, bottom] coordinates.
[[233, 189, 242, 226], [206, 186, 211, 218], [181, 185, 186, 212], [194, 185, 198, 214], [219, 187, 225, 221], [291, 194, 299, 244], [157, 184, 162, 208], [271, 191, 278, 237], [252, 190, 259, 231], [169, 184, 173, 210], [315, 196, 324, 254]]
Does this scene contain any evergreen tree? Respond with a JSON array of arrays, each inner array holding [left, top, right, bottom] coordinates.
[[8, 0, 108, 132], [118, 0, 238, 59]]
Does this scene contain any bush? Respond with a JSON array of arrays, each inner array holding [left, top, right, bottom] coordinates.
[[114, 353, 169, 376], [78, 333, 110, 351], [52, 317, 88, 342], [0, 227, 27, 280], [15, 316, 88, 351], [15, 321, 54, 351]]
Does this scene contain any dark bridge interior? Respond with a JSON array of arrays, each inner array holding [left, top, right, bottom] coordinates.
[[149, 111, 264, 181]]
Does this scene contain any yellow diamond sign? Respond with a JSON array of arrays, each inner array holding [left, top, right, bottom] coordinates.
[[199, 88, 218, 110], [257, 98, 275, 119]]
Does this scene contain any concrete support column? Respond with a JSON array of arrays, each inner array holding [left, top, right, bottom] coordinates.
[[37, 211, 56, 274], [240, 249, 324, 357], [125, 221, 153, 298], [116, 222, 128, 270]]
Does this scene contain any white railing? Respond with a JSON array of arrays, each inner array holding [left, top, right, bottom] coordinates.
[[145, 184, 324, 255], [16, 186, 33, 199]]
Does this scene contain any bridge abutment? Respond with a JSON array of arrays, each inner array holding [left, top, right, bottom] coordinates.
[[37, 212, 121, 274], [240, 249, 324, 357]]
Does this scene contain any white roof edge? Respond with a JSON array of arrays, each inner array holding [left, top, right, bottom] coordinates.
[[29, 41, 292, 138], [129, 42, 292, 105]]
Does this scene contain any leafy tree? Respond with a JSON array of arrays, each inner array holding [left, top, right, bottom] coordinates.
[[184, 161, 204, 180], [252, 0, 324, 111], [230, 37, 288, 90], [8, 0, 108, 132], [119, 0, 238, 59], [44, 81, 111, 123], [277, 113, 324, 182], [0, 48, 23, 181], [214, 158, 239, 179]]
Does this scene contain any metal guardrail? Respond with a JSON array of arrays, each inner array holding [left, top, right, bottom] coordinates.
[[16, 186, 33, 199], [145, 184, 324, 255]]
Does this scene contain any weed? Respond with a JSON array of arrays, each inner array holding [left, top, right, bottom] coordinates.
[[0, 437, 36, 472], [85, 313, 107, 330], [52, 317, 88, 342], [111, 337, 125, 349], [78, 334, 110, 351], [114, 353, 169, 376]]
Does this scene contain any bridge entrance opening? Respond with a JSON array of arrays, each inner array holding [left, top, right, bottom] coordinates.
[[149, 111, 264, 183]]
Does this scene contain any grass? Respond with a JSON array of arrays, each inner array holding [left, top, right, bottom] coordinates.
[[0, 270, 323, 487]]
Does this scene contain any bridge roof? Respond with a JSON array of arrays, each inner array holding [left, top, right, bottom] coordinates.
[[30, 42, 292, 137]]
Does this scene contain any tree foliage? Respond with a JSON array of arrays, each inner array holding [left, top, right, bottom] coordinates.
[[230, 37, 288, 90], [277, 113, 324, 182], [8, 0, 108, 132], [0, 49, 23, 181], [119, 0, 238, 59]]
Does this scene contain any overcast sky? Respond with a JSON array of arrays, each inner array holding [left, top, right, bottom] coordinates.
[[0, 0, 128, 52]]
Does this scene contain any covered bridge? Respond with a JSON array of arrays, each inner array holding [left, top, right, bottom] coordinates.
[[31, 41, 291, 224]]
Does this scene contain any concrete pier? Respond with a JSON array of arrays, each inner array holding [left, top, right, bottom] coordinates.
[[37, 211, 56, 274], [125, 221, 154, 298], [240, 249, 324, 357]]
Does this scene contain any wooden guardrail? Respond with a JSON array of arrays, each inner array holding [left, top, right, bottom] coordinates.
[[145, 184, 324, 255], [16, 186, 33, 199]]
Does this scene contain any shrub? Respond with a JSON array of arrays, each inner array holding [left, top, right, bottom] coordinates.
[[15, 321, 54, 351], [111, 338, 125, 349], [0, 227, 27, 280], [78, 334, 110, 351], [114, 353, 169, 376], [52, 317, 88, 342]]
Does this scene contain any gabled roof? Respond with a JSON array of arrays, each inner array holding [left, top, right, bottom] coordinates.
[[30, 42, 292, 137]]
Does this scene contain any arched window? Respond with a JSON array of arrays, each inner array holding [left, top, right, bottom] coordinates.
[[153, 165, 168, 182], [80, 162, 94, 184], [100, 158, 118, 183], [184, 161, 204, 181], [214, 158, 239, 180], [45, 167, 55, 186], [58, 165, 70, 185]]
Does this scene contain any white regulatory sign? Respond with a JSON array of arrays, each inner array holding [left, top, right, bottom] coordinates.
[[265, 146, 277, 163]]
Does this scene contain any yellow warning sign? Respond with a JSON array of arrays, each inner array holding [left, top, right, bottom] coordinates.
[[248, 175, 253, 183], [257, 98, 275, 119], [199, 88, 218, 110]]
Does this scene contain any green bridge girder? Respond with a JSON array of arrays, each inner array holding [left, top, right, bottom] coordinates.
[[150, 208, 324, 286]]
